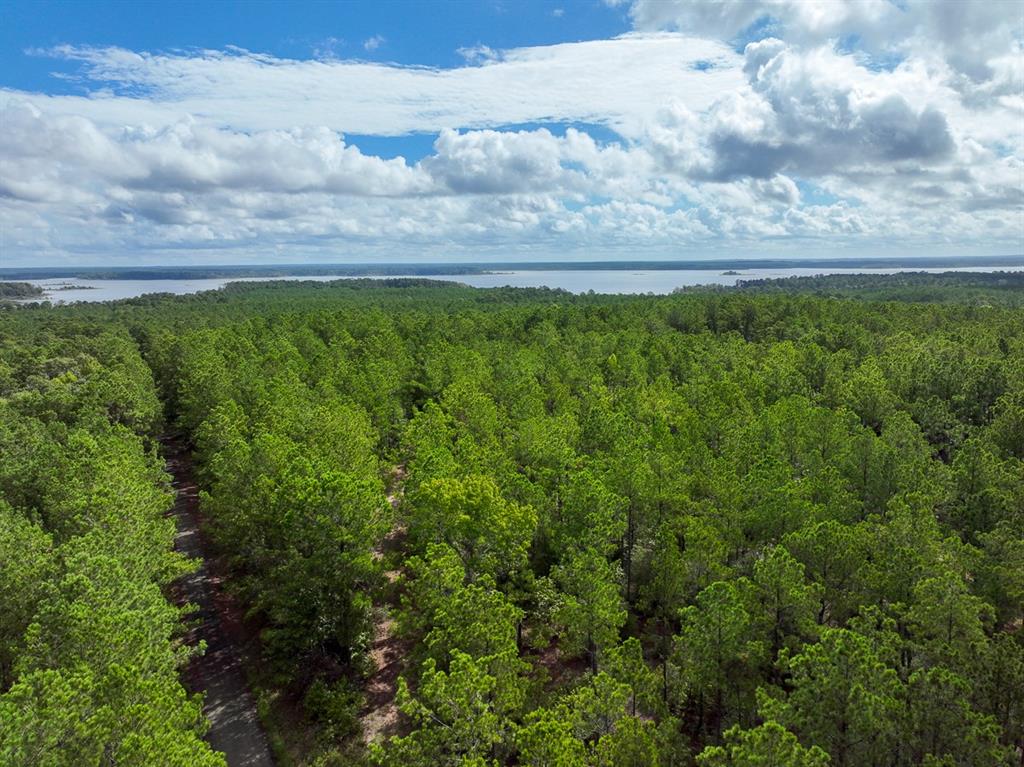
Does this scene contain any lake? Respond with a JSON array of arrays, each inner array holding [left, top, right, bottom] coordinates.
[[22, 265, 1024, 303]]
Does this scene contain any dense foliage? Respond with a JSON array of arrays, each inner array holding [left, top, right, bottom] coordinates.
[[0, 320, 223, 765], [2, 274, 1022, 766]]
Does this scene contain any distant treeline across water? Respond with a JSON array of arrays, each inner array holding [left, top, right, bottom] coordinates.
[[2, 255, 1022, 281]]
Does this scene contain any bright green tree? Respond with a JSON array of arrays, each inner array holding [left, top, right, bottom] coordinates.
[[761, 628, 903, 767], [696, 721, 830, 767], [674, 580, 763, 738], [515, 706, 587, 767], [410, 475, 537, 581], [552, 548, 626, 672]]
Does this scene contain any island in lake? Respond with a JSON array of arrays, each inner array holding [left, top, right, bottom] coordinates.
[[0, 281, 44, 298]]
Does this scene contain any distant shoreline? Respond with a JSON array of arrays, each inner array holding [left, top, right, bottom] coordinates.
[[2, 255, 1022, 281]]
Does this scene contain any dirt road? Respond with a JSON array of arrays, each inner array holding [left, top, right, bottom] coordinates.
[[165, 437, 274, 767]]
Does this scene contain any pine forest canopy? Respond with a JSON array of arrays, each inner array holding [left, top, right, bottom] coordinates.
[[0, 272, 1022, 766]]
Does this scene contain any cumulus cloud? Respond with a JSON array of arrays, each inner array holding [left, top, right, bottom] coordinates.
[[0, 101, 432, 202], [711, 40, 955, 179], [423, 127, 654, 198], [426, 128, 573, 194]]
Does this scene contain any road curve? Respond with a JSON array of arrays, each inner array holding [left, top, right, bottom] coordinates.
[[165, 436, 275, 767]]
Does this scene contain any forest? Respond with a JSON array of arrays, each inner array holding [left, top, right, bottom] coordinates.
[[0, 274, 1022, 766]]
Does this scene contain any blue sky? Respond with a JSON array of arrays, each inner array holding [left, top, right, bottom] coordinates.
[[0, 0, 1021, 265], [1, 1, 627, 87]]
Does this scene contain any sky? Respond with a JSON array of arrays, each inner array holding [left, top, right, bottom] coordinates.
[[0, 0, 1022, 266]]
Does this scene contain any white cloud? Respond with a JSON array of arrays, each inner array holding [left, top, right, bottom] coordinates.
[[709, 40, 956, 179], [313, 36, 345, 60], [457, 44, 500, 64], [426, 128, 572, 194], [0, 101, 432, 201], [2, 34, 742, 138], [363, 35, 385, 52]]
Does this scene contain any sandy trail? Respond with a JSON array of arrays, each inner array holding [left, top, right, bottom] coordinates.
[[165, 436, 275, 767], [360, 469, 409, 744]]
